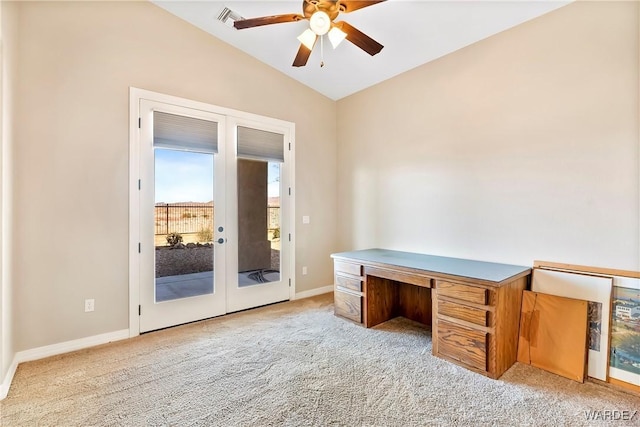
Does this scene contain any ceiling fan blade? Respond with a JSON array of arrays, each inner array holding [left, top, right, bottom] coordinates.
[[335, 21, 383, 56], [233, 14, 305, 30], [292, 41, 315, 67], [339, 0, 386, 13]]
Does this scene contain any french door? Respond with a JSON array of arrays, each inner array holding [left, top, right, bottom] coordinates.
[[134, 94, 292, 333], [225, 117, 291, 313]]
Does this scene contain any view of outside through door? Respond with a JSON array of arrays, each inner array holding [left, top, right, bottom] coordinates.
[[237, 160, 281, 287], [153, 150, 282, 299], [154, 149, 215, 302]]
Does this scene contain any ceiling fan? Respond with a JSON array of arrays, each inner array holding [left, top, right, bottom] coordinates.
[[233, 0, 386, 67]]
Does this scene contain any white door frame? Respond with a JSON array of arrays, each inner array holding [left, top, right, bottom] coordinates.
[[128, 87, 296, 337]]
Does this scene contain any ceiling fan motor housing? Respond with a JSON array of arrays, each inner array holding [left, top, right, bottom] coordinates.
[[303, 0, 341, 20]]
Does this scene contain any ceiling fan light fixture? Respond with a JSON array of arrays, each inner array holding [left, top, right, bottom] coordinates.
[[233, 0, 386, 68], [309, 11, 331, 35], [297, 28, 317, 50], [328, 26, 347, 49]]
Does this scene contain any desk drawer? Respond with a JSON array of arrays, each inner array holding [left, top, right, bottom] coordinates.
[[437, 320, 487, 371], [437, 281, 488, 305], [438, 299, 488, 327], [335, 273, 362, 292], [334, 290, 362, 323], [334, 261, 362, 277]]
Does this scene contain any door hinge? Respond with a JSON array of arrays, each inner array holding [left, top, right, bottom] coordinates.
[[138, 305, 141, 316], [138, 179, 141, 190], [138, 242, 141, 253], [288, 142, 291, 151], [138, 117, 141, 129], [288, 187, 291, 196], [289, 278, 291, 287], [288, 233, 291, 242]]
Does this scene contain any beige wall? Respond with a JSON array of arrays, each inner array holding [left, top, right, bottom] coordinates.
[[1, 0, 17, 390], [4, 0, 639, 361], [337, 1, 639, 270], [12, 1, 337, 351]]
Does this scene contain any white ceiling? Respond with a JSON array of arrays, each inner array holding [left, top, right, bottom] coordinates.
[[153, 1, 570, 100]]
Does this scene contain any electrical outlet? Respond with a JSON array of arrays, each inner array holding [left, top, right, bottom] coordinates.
[[302, 266, 308, 275], [84, 299, 95, 312]]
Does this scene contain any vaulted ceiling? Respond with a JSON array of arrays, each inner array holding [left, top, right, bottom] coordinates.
[[153, 1, 570, 100]]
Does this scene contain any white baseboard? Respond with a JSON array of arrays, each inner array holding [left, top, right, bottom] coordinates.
[[16, 329, 130, 364], [0, 356, 18, 400], [295, 285, 333, 300], [0, 329, 129, 400]]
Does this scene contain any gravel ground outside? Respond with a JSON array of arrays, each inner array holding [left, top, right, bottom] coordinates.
[[155, 245, 280, 277]]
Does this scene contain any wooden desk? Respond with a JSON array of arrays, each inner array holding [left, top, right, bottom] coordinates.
[[331, 249, 531, 379]]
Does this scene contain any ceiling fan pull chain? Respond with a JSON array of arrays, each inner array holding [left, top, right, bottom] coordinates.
[[320, 35, 325, 67]]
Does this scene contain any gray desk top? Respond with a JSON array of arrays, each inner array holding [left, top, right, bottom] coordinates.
[[331, 248, 530, 283]]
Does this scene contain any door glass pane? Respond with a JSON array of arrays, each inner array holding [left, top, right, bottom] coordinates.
[[237, 159, 281, 287], [154, 148, 215, 302]]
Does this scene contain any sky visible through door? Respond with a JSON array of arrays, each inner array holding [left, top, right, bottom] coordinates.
[[155, 150, 280, 203]]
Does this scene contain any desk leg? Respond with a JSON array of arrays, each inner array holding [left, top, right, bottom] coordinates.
[[365, 275, 397, 327], [431, 287, 439, 355]]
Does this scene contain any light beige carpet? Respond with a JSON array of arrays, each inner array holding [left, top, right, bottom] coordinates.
[[1, 293, 639, 426]]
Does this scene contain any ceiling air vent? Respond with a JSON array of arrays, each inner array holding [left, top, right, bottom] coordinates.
[[217, 7, 244, 29]]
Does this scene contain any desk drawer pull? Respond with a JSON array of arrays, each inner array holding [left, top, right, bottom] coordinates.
[[437, 282, 487, 305], [335, 274, 362, 292]]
